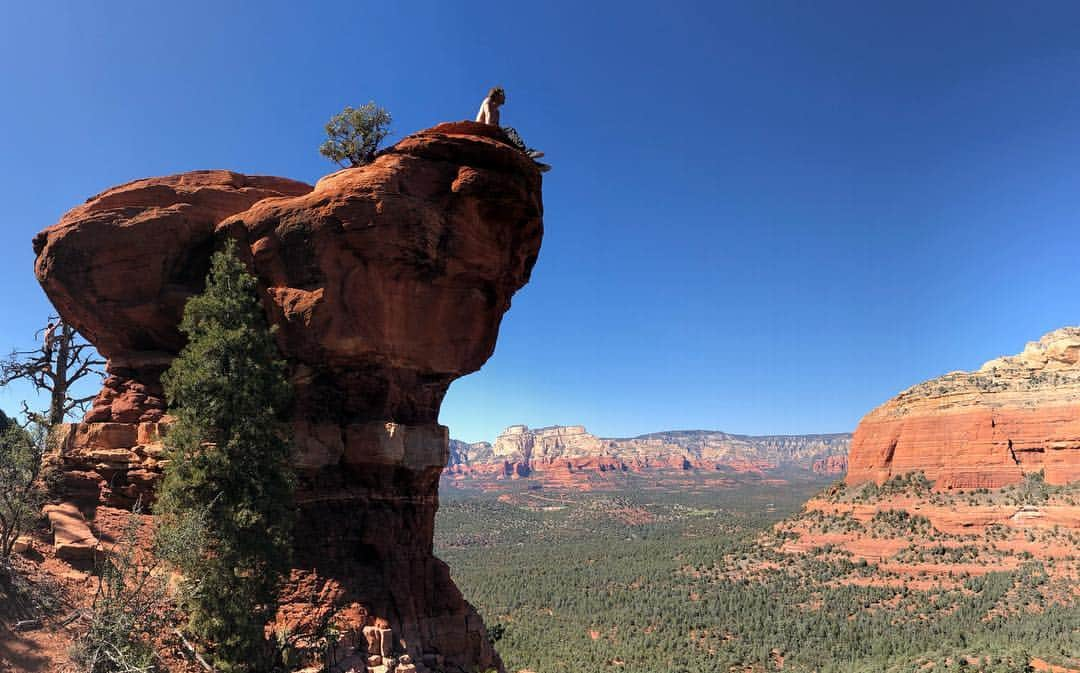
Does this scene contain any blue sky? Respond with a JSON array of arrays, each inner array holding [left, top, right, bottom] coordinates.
[[1, 2, 1079, 442]]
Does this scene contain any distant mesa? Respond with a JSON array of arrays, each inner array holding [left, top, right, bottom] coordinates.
[[445, 424, 852, 487], [847, 327, 1080, 488]]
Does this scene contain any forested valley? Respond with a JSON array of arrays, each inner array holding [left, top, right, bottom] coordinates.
[[436, 474, 1079, 673]]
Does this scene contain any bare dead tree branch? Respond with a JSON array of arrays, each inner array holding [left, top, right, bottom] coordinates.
[[17, 402, 47, 429], [1, 318, 105, 426]]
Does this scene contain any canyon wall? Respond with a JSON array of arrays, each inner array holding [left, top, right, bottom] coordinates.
[[775, 328, 1080, 589], [847, 327, 1080, 488], [446, 424, 851, 482], [34, 121, 544, 672]]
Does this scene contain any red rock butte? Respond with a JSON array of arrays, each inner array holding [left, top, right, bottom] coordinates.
[[33, 121, 544, 672], [445, 425, 851, 492], [846, 327, 1080, 488]]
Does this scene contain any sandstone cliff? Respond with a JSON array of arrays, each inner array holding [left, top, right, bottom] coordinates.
[[812, 454, 848, 476], [446, 424, 851, 483], [33, 121, 543, 672], [448, 438, 494, 467], [766, 329, 1080, 596], [847, 327, 1080, 488]]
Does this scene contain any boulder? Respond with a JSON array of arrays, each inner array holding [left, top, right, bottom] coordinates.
[[11, 536, 32, 554], [33, 170, 312, 400], [43, 502, 98, 562]]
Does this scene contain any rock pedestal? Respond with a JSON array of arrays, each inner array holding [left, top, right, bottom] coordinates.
[[33, 122, 544, 672]]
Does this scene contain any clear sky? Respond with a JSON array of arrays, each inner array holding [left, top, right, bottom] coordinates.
[[2, 2, 1079, 443]]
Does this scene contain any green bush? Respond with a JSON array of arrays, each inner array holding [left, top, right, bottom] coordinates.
[[1016, 470, 1050, 505], [319, 102, 392, 167], [0, 422, 44, 559]]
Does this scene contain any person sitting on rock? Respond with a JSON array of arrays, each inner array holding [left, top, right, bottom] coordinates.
[[476, 86, 550, 171]]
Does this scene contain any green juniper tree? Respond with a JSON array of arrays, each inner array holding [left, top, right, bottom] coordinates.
[[318, 101, 392, 167], [155, 243, 295, 673], [0, 420, 44, 560]]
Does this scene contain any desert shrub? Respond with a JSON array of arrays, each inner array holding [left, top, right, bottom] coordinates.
[[0, 421, 45, 559], [75, 507, 158, 673], [486, 622, 507, 643], [880, 471, 933, 497], [1016, 470, 1050, 505], [319, 102, 392, 167], [73, 503, 208, 673], [871, 509, 932, 536]]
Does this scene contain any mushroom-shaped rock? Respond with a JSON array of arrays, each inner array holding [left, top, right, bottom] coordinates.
[[34, 170, 313, 422], [34, 170, 313, 374], [32, 122, 543, 673], [218, 121, 543, 466]]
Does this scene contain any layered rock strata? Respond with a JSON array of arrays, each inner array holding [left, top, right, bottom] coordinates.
[[445, 424, 851, 483], [847, 328, 1080, 488], [33, 121, 543, 672], [812, 454, 848, 476], [774, 328, 1080, 590], [773, 488, 1080, 588]]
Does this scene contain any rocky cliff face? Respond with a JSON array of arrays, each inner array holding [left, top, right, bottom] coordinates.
[[35, 171, 313, 424], [446, 424, 851, 484], [448, 439, 494, 467], [632, 430, 851, 471], [34, 121, 543, 672], [812, 454, 848, 476], [847, 327, 1080, 488], [769, 329, 1080, 592]]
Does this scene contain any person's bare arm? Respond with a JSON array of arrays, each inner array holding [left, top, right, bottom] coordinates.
[[476, 98, 501, 125], [476, 99, 491, 124]]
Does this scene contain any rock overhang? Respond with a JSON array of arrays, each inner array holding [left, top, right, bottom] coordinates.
[[32, 121, 542, 672]]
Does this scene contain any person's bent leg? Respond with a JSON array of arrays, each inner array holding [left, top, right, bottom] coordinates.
[[502, 126, 529, 152], [502, 126, 546, 160]]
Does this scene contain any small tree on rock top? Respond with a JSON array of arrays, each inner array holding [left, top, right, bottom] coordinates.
[[319, 102, 392, 168], [155, 242, 295, 673]]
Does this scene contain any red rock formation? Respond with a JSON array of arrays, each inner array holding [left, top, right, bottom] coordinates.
[[812, 454, 848, 476], [444, 424, 849, 489], [776, 490, 1080, 584], [33, 122, 543, 672], [33, 170, 313, 424], [847, 328, 1080, 488]]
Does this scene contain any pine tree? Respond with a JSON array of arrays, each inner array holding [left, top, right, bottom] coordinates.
[[0, 422, 44, 560], [155, 242, 294, 673]]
